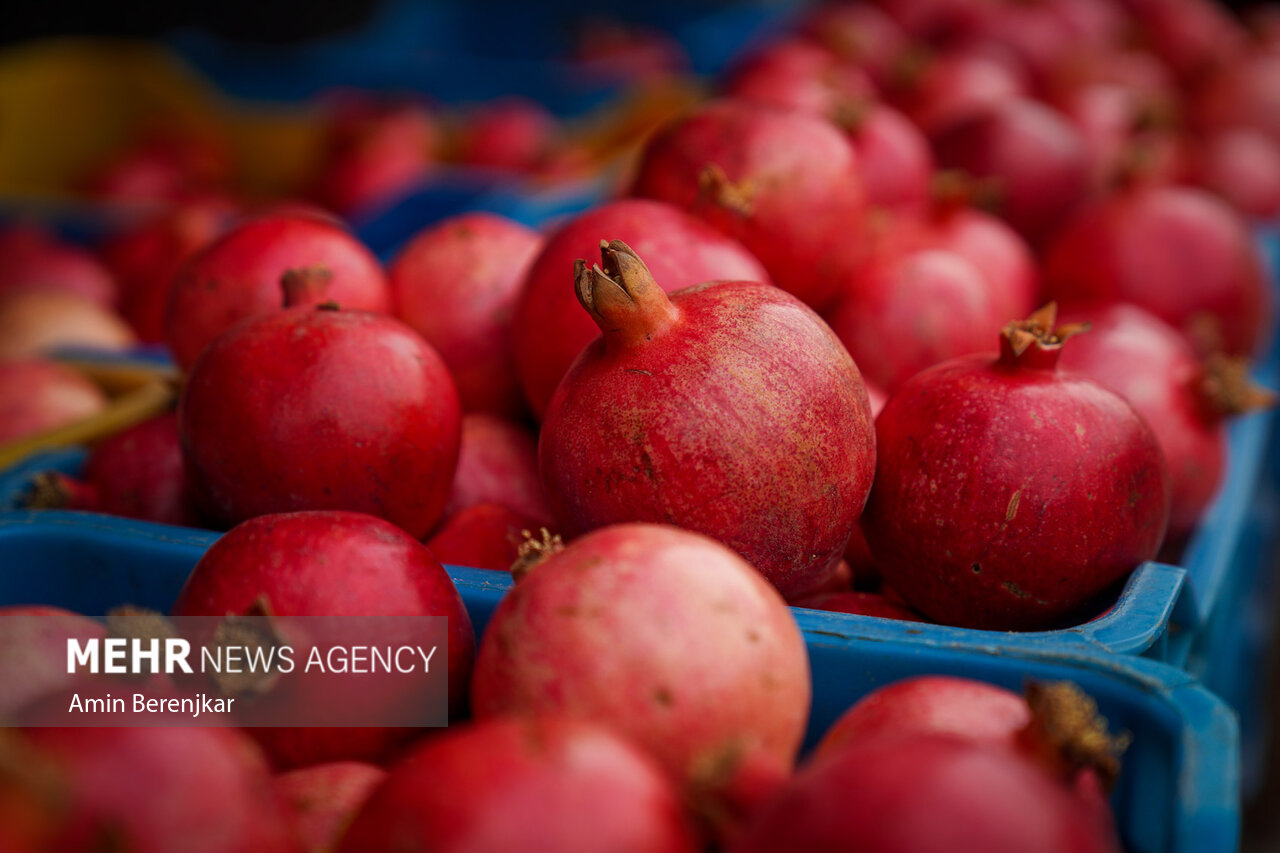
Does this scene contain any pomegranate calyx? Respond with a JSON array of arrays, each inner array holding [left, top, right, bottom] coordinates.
[[574, 240, 680, 346], [831, 97, 874, 133], [104, 605, 183, 679], [21, 472, 76, 511], [1198, 354, 1277, 418], [697, 164, 755, 217], [208, 595, 287, 697], [510, 527, 564, 581], [1001, 303, 1089, 368], [281, 265, 335, 308], [1018, 681, 1129, 792]]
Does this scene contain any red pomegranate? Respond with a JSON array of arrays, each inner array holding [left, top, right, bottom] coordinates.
[[165, 212, 390, 370], [724, 38, 876, 121], [272, 762, 386, 853], [0, 359, 107, 445], [455, 97, 557, 173], [311, 97, 437, 215], [0, 606, 106, 717], [511, 198, 768, 419], [862, 305, 1171, 630], [443, 413, 553, 525], [180, 301, 460, 538], [0, 225, 117, 307], [539, 241, 876, 597]]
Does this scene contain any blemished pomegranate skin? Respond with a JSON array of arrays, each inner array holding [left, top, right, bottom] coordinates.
[[179, 304, 460, 539], [862, 307, 1171, 630], [539, 242, 876, 597]]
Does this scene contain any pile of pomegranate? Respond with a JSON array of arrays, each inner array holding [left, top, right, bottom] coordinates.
[[1, 0, 1277, 846]]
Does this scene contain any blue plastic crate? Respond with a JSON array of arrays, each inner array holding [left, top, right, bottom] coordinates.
[[0, 513, 1237, 853]]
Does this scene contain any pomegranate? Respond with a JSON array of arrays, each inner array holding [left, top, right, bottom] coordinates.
[[731, 733, 1122, 853], [426, 502, 549, 572], [848, 104, 935, 214], [165, 212, 390, 370], [893, 48, 1030, 136], [862, 305, 1171, 630], [337, 716, 699, 853], [79, 129, 231, 204], [1191, 52, 1280, 143], [171, 511, 475, 768], [0, 360, 107, 444], [1058, 303, 1275, 547], [273, 762, 386, 853], [471, 524, 810, 835], [10, 726, 297, 852], [796, 3, 909, 86], [443, 414, 554, 525], [0, 606, 105, 717], [723, 38, 876, 121], [539, 241, 875, 596], [180, 301, 460, 538], [932, 98, 1090, 244], [99, 203, 230, 343], [1131, 0, 1247, 80], [826, 246, 1005, 394], [630, 99, 866, 311], [1042, 184, 1272, 357], [0, 289, 137, 360], [1187, 128, 1280, 219], [0, 225, 116, 307], [791, 591, 923, 621], [388, 213, 542, 418], [76, 411, 200, 526], [455, 97, 557, 172], [311, 97, 437, 215], [511, 198, 768, 419]]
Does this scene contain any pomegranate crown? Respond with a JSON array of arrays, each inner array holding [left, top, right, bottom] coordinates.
[[1000, 303, 1089, 369], [1198, 353, 1277, 419], [574, 240, 679, 346], [1020, 681, 1130, 792]]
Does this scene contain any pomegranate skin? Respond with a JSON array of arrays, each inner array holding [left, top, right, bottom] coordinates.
[[0, 225, 117, 307], [511, 199, 769, 420], [540, 247, 875, 597], [850, 105, 935, 214], [1042, 185, 1271, 357], [863, 324, 1171, 630], [922, 203, 1037, 322], [0, 359, 107, 444], [17, 726, 298, 853], [932, 98, 1090, 245], [273, 762, 386, 853], [389, 213, 542, 418], [1056, 304, 1232, 545], [0, 606, 106, 717], [896, 49, 1030, 136], [827, 248, 1005, 395], [180, 305, 460, 538], [443, 413, 553, 525], [815, 676, 1029, 759], [630, 99, 866, 312], [1188, 128, 1280, 220], [166, 213, 390, 370], [791, 591, 923, 622], [426, 502, 547, 572], [731, 734, 1122, 853], [171, 511, 475, 768], [471, 524, 810, 825], [455, 97, 556, 172], [312, 100, 437, 215], [337, 716, 699, 853], [82, 411, 202, 527], [723, 38, 876, 121]]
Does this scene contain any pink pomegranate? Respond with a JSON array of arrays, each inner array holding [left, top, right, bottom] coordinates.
[[165, 212, 390, 370], [1131, 0, 1247, 80], [932, 98, 1090, 245], [539, 241, 875, 596], [0, 225, 117, 306], [0, 359, 107, 444], [796, 3, 908, 85], [0, 606, 105, 717], [99, 203, 230, 342], [171, 511, 475, 769], [426, 502, 549, 572], [893, 49, 1030, 136], [724, 38, 876, 122], [180, 301, 460, 538], [13, 726, 297, 852], [455, 97, 557, 172], [731, 733, 1122, 853], [511, 198, 768, 419], [443, 413, 553, 525], [630, 99, 867, 311], [1058, 303, 1275, 547], [826, 246, 1005, 394], [862, 305, 1171, 630], [1042, 184, 1272, 357], [311, 98, 437, 215], [471, 524, 810, 835], [337, 716, 699, 852], [273, 762, 386, 853], [1187, 128, 1280, 219], [791, 591, 923, 621], [388, 213, 542, 418]]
